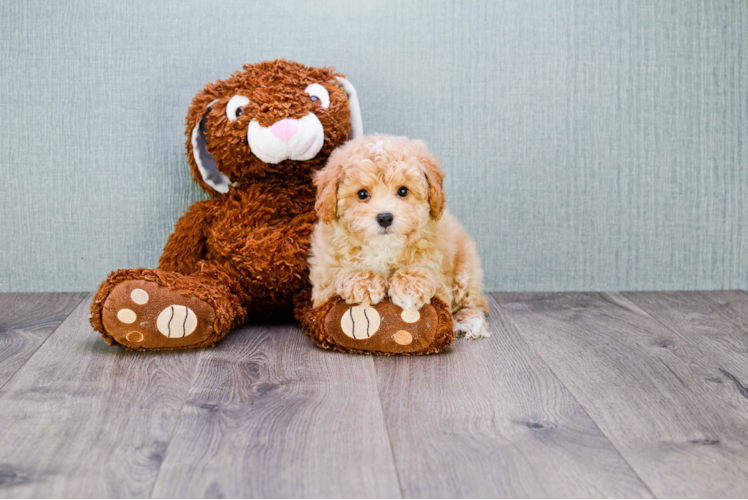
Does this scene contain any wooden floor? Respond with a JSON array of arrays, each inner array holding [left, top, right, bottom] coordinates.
[[1, 291, 748, 498]]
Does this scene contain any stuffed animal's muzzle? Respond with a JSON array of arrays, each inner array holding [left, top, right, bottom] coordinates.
[[248, 113, 325, 164]]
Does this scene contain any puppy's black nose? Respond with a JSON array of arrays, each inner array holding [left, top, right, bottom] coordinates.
[[376, 212, 394, 228]]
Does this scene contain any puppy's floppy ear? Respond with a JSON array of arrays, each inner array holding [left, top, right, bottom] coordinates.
[[185, 83, 233, 194], [314, 155, 346, 223], [419, 153, 447, 220]]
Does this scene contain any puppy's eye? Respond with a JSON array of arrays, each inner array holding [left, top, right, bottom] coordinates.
[[357, 189, 369, 201], [226, 95, 250, 121], [397, 186, 409, 197]]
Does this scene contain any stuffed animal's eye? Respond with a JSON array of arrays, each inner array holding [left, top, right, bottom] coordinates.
[[357, 189, 369, 200], [397, 186, 409, 197], [304, 83, 330, 109], [226, 95, 250, 121]]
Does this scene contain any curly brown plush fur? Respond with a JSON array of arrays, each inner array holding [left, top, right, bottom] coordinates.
[[91, 60, 353, 350]]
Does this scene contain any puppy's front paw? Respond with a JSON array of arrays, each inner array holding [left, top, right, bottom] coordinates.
[[389, 269, 437, 311], [335, 271, 388, 306]]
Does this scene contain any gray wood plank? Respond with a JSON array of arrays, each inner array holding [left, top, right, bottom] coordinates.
[[0, 293, 87, 389], [372, 296, 652, 498], [624, 290, 748, 387], [0, 294, 202, 498], [150, 323, 401, 499], [495, 291, 748, 498]]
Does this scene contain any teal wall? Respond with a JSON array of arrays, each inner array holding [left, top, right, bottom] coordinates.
[[1, 0, 746, 292]]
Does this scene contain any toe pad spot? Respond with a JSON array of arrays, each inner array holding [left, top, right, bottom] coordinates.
[[401, 309, 420, 323], [131, 288, 149, 305], [394, 330, 413, 345], [117, 309, 136, 324], [126, 331, 144, 343]]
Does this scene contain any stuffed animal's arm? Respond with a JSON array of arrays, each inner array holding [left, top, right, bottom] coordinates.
[[158, 200, 214, 275], [241, 212, 317, 282]]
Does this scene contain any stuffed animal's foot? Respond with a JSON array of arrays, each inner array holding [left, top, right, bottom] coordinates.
[[99, 279, 218, 350], [91, 269, 242, 350], [298, 293, 455, 355]]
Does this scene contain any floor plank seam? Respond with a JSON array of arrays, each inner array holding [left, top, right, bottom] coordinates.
[[489, 294, 658, 499], [0, 293, 89, 395], [147, 349, 205, 498], [372, 359, 406, 500]]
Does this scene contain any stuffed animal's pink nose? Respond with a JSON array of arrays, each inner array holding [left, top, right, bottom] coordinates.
[[270, 119, 298, 142]]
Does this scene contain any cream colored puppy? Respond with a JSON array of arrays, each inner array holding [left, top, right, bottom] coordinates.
[[309, 135, 489, 339]]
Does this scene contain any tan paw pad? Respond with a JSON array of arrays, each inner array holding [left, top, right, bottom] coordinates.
[[130, 288, 149, 305], [401, 309, 420, 323], [340, 305, 381, 339], [126, 331, 144, 343], [117, 308, 137, 324], [394, 330, 413, 345], [156, 305, 198, 338]]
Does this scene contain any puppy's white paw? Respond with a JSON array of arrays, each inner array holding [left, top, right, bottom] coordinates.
[[335, 271, 388, 306], [453, 308, 490, 339], [389, 269, 436, 311], [391, 292, 430, 312]]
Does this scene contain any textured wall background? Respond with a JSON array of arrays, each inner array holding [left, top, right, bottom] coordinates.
[[1, 0, 746, 292]]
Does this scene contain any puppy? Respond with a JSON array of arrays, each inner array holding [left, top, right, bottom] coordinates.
[[309, 135, 489, 339]]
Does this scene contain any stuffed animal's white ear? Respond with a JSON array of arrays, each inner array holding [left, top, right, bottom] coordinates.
[[336, 77, 363, 140], [191, 99, 232, 193]]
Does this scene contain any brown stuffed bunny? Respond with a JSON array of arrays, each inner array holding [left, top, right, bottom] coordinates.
[[90, 60, 363, 350], [91, 59, 454, 354]]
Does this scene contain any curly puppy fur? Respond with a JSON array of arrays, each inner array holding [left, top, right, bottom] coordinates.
[[91, 60, 353, 349], [309, 135, 490, 339]]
